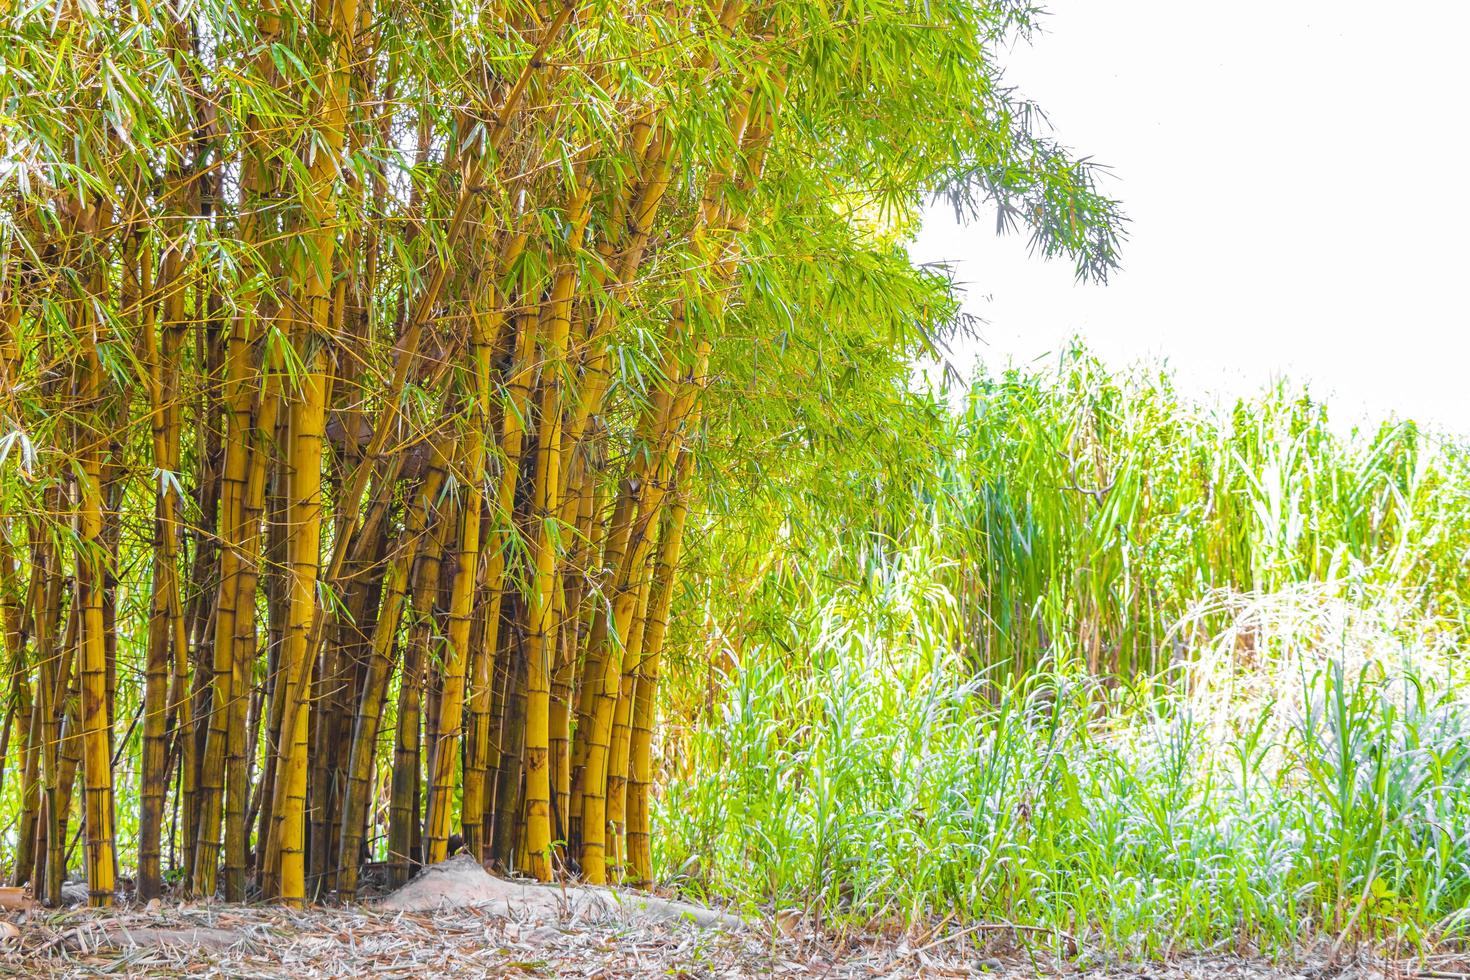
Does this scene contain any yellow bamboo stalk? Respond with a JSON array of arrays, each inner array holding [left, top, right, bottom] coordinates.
[[519, 166, 596, 880], [575, 446, 665, 882], [422, 341, 489, 864], [310, 2, 575, 632], [197, 0, 281, 899], [574, 69, 773, 882], [566, 458, 609, 856], [232, 341, 286, 892], [460, 283, 512, 861], [270, 348, 330, 906], [0, 279, 36, 888], [31, 499, 64, 904], [76, 255, 116, 907], [549, 455, 595, 851], [137, 230, 185, 901], [336, 462, 443, 899], [626, 448, 694, 884], [604, 562, 654, 880], [258, 0, 358, 904], [388, 446, 451, 886], [463, 591, 496, 858]]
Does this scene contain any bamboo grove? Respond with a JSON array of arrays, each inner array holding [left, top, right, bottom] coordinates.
[[0, 0, 1120, 907]]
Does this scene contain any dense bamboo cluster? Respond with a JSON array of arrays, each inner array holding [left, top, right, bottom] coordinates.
[[0, 0, 1119, 907]]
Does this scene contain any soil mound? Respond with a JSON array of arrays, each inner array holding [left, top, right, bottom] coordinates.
[[377, 854, 742, 929]]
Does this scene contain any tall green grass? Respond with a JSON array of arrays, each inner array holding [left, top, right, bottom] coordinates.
[[661, 352, 1470, 953], [657, 560, 1470, 952], [941, 352, 1470, 679]]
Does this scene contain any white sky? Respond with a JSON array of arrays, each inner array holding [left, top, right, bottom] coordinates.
[[910, 0, 1470, 434]]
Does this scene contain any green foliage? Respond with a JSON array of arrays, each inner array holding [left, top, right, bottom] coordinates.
[[658, 550, 1470, 953], [0, 0, 1129, 896], [661, 352, 1470, 951], [685, 349, 1470, 691]]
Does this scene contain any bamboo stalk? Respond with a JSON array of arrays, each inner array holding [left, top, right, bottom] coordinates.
[[387, 448, 450, 886], [626, 448, 694, 885], [76, 254, 116, 907], [337, 463, 442, 899]]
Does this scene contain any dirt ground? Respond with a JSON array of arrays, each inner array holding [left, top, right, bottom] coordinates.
[[0, 860, 1460, 978], [2, 901, 1459, 979]]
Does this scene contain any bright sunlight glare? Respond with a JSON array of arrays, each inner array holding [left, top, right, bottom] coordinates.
[[912, 0, 1470, 434]]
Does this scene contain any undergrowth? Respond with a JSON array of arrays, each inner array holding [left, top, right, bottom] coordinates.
[[660, 355, 1470, 955], [657, 567, 1470, 956]]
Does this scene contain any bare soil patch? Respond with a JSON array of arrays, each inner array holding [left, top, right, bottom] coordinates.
[[0, 860, 1459, 978]]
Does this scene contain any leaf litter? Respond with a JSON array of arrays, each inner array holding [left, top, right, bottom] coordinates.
[[0, 857, 1462, 978]]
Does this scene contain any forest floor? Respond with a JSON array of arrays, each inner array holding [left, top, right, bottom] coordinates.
[[4, 902, 1459, 979], [0, 860, 1459, 978], [2, 910, 1458, 975]]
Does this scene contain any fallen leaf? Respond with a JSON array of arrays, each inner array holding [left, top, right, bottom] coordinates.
[[0, 887, 33, 912]]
